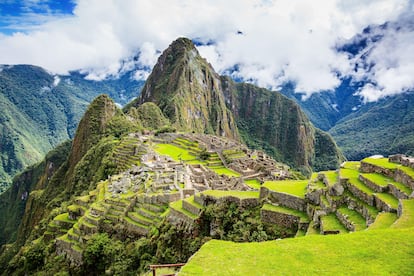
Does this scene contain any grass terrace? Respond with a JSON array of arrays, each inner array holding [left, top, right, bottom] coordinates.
[[391, 199, 414, 229], [339, 167, 359, 179], [321, 213, 348, 234], [321, 171, 338, 186], [201, 190, 260, 199], [244, 179, 261, 189], [337, 207, 367, 231], [180, 228, 414, 275], [262, 203, 309, 223], [341, 161, 360, 170], [169, 200, 198, 220], [375, 193, 399, 210], [209, 167, 240, 177], [308, 173, 325, 190], [262, 180, 308, 198], [154, 143, 196, 161], [368, 212, 398, 230], [362, 158, 399, 170]]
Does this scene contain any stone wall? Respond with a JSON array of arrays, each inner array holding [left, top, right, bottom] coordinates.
[[260, 187, 306, 211], [345, 182, 374, 206], [56, 239, 83, 266], [359, 175, 387, 193], [394, 169, 414, 190], [344, 196, 375, 225], [182, 200, 201, 215], [167, 208, 195, 228], [336, 210, 355, 232], [374, 195, 397, 213], [360, 162, 395, 178], [388, 184, 409, 200], [260, 209, 299, 230]]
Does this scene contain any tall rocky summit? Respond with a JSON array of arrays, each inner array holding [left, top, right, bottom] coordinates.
[[131, 38, 239, 139], [131, 37, 343, 173]]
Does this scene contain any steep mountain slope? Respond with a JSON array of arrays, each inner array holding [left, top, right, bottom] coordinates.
[[330, 93, 414, 160], [130, 38, 239, 139], [0, 65, 144, 193], [130, 38, 343, 173]]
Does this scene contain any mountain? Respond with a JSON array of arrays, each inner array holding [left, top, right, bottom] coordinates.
[[279, 21, 414, 161], [2, 37, 411, 275], [0, 65, 144, 193], [130, 38, 344, 174], [129, 38, 239, 140]]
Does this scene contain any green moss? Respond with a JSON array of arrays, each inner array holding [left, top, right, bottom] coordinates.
[[262, 180, 308, 198]]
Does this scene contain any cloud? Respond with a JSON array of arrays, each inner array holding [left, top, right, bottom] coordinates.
[[0, 0, 412, 99]]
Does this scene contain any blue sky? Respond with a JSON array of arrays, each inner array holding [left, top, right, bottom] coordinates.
[[0, 0, 75, 34], [0, 0, 413, 102]]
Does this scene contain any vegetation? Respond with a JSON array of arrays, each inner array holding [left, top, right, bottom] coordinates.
[[181, 227, 414, 275], [154, 144, 196, 161], [262, 180, 308, 198]]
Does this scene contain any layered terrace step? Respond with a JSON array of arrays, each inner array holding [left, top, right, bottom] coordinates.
[[320, 213, 348, 235], [182, 195, 203, 216], [127, 212, 153, 226], [368, 212, 398, 230], [261, 203, 309, 231], [336, 207, 367, 231]]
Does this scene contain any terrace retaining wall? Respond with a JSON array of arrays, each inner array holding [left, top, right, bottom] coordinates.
[[260, 209, 299, 230], [260, 187, 306, 212]]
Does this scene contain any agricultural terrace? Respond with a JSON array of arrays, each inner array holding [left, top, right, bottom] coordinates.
[[262, 180, 308, 198]]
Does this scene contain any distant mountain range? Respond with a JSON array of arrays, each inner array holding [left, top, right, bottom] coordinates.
[[0, 65, 144, 192]]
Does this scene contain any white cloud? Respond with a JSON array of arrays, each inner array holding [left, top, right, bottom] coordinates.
[[0, 0, 412, 100]]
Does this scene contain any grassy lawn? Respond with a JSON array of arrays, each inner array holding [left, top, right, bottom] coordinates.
[[391, 199, 414, 229], [263, 180, 308, 198], [154, 143, 196, 161], [360, 173, 391, 187], [54, 213, 76, 223], [201, 190, 259, 199], [262, 203, 309, 222], [209, 166, 241, 177], [169, 200, 198, 219], [321, 171, 338, 186], [180, 228, 414, 275], [337, 207, 367, 231], [348, 177, 374, 195], [244, 179, 261, 189], [342, 161, 360, 170], [368, 212, 398, 230], [375, 193, 399, 210], [339, 168, 359, 179], [321, 213, 348, 233], [362, 158, 398, 170]]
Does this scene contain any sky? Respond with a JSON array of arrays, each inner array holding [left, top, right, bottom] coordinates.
[[0, 0, 413, 102]]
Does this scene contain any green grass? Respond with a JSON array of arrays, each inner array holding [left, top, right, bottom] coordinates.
[[360, 173, 391, 187], [348, 178, 374, 195], [244, 179, 261, 189], [391, 199, 414, 229], [362, 158, 398, 170], [180, 228, 414, 275], [169, 200, 198, 220], [342, 161, 360, 170], [184, 195, 203, 209], [398, 166, 414, 178], [368, 212, 398, 230], [262, 180, 308, 198], [321, 171, 338, 186], [201, 190, 259, 199], [375, 193, 399, 210], [339, 168, 359, 179], [209, 167, 241, 177], [54, 213, 76, 223], [262, 203, 309, 223], [309, 173, 325, 190], [154, 143, 196, 161], [320, 214, 348, 233], [337, 207, 367, 231]]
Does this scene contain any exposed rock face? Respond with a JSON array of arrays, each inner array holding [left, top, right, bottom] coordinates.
[[221, 77, 344, 173], [133, 38, 239, 139]]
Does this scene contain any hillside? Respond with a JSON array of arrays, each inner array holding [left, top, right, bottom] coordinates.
[[0, 65, 144, 193], [181, 155, 414, 275], [129, 38, 344, 173]]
